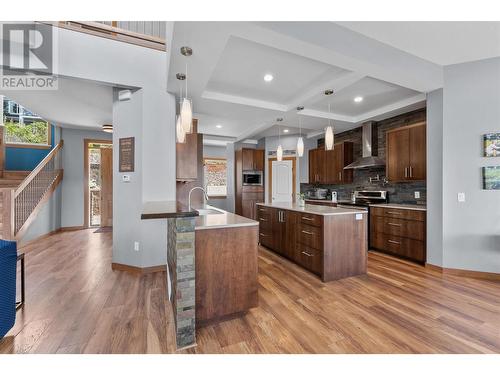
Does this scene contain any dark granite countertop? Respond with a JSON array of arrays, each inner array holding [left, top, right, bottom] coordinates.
[[141, 201, 199, 219]]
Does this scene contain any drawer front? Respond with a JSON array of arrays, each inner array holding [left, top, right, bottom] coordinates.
[[256, 205, 273, 215], [371, 216, 425, 241], [257, 211, 272, 231], [259, 231, 274, 250], [295, 244, 322, 275], [299, 213, 322, 227], [371, 207, 425, 221], [298, 223, 323, 250], [371, 232, 425, 263]]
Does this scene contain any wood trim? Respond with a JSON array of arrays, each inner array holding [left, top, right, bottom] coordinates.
[[0, 188, 15, 240], [48, 22, 166, 51], [59, 226, 86, 232], [84, 139, 113, 228], [15, 140, 63, 197], [111, 262, 167, 274], [425, 263, 500, 281], [18, 228, 61, 250], [385, 121, 427, 134], [267, 157, 297, 203], [15, 171, 63, 240]]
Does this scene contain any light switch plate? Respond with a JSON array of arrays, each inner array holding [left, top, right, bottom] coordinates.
[[457, 192, 466, 203], [355, 213, 363, 221], [122, 175, 131, 183], [414, 191, 420, 199], [134, 242, 140, 251]]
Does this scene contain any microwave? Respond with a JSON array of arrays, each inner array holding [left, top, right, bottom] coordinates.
[[243, 171, 263, 186]]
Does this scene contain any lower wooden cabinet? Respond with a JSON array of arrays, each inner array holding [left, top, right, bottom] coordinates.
[[370, 207, 426, 263], [257, 204, 367, 281], [241, 192, 264, 220]]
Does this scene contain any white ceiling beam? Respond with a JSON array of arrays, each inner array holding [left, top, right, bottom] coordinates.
[[300, 109, 354, 123], [352, 93, 426, 123], [286, 71, 365, 110], [202, 90, 288, 112]]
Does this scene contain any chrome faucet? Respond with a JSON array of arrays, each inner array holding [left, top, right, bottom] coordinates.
[[188, 186, 209, 211]]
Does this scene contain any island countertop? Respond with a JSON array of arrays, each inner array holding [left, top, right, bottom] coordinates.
[[195, 206, 259, 230], [256, 202, 367, 216], [141, 201, 199, 219]]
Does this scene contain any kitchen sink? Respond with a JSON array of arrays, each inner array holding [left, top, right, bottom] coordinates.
[[196, 208, 224, 215]]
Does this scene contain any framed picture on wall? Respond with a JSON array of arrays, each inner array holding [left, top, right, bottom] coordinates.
[[482, 166, 500, 190], [483, 133, 500, 157]]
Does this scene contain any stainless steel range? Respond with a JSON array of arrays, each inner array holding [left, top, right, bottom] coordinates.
[[338, 191, 388, 250]]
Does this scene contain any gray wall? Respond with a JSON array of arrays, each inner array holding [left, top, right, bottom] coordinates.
[[60, 127, 112, 228], [440, 57, 500, 273], [426, 89, 444, 266]]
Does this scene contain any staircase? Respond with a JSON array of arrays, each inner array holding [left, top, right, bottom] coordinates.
[[0, 141, 64, 241]]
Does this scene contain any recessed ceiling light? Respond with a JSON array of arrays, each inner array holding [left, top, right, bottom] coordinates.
[[216, 124, 222, 129], [264, 74, 274, 82], [354, 96, 363, 103], [283, 129, 289, 133]]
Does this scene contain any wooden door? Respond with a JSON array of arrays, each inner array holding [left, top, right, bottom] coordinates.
[[242, 199, 254, 219], [272, 209, 286, 256], [284, 210, 298, 260], [386, 128, 410, 182], [309, 149, 318, 183], [325, 149, 337, 184], [409, 124, 426, 180], [316, 149, 326, 183], [100, 147, 113, 227], [242, 148, 254, 170], [253, 149, 264, 171]]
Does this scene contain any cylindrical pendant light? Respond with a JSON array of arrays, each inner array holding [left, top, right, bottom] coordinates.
[[176, 115, 186, 143], [276, 117, 283, 161], [296, 106, 304, 157], [180, 47, 193, 133], [324, 91, 335, 151]]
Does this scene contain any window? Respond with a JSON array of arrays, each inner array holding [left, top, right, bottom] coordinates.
[[2, 98, 51, 148], [204, 158, 227, 198]]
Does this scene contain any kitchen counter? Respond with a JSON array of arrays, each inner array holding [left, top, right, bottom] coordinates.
[[195, 206, 258, 230], [370, 203, 427, 211], [141, 200, 199, 219], [257, 202, 367, 216]]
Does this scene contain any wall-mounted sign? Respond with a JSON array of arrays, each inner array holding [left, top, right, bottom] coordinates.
[[119, 137, 135, 172]]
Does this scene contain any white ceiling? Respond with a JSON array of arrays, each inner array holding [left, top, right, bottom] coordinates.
[[168, 21, 498, 142], [337, 22, 500, 66]]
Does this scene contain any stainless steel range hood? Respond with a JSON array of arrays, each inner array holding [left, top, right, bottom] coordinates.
[[344, 121, 385, 169]]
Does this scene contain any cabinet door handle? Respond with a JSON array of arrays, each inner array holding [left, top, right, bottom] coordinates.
[[259, 218, 268, 222], [301, 251, 314, 257], [259, 233, 267, 237], [387, 222, 402, 227], [387, 239, 401, 245], [386, 211, 402, 215], [301, 216, 313, 221], [409, 166, 413, 178], [339, 171, 342, 180], [301, 230, 314, 235], [404, 167, 408, 178]]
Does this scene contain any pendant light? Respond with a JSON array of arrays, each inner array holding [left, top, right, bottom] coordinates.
[[176, 73, 187, 143], [276, 117, 283, 162], [324, 89, 334, 151], [296, 106, 304, 157], [102, 124, 113, 133], [180, 46, 193, 133]]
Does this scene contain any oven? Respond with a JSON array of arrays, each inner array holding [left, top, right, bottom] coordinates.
[[243, 171, 263, 186]]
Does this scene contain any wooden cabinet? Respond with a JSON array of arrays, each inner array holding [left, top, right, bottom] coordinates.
[[176, 119, 199, 181], [242, 148, 264, 171], [386, 123, 426, 182], [241, 191, 264, 220], [370, 206, 426, 264], [257, 204, 367, 281], [309, 142, 353, 184]]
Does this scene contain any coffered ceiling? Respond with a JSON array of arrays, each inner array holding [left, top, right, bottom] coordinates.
[[167, 21, 444, 141]]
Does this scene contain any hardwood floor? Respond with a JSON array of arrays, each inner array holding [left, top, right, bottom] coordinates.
[[1, 229, 499, 354]]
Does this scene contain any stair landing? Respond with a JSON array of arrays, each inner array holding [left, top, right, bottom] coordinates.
[[0, 171, 30, 189]]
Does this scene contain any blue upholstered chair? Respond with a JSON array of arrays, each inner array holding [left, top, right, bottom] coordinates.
[[0, 239, 17, 339]]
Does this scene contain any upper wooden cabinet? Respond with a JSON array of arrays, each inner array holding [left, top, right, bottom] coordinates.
[[386, 123, 426, 182], [176, 119, 200, 181], [242, 148, 264, 171], [309, 142, 353, 184]]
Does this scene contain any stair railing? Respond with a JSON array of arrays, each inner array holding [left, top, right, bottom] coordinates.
[[12, 141, 64, 238]]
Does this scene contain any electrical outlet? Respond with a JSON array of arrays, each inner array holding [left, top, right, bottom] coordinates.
[[457, 192, 466, 203], [134, 241, 140, 251], [414, 191, 420, 199]]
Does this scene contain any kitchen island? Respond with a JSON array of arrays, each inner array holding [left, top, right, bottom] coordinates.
[[256, 202, 368, 282], [194, 206, 259, 326]]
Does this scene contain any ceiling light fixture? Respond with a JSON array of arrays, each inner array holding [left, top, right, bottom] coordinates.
[[102, 124, 113, 133], [264, 74, 274, 82], [276, 117, 283, 162], [216, 124, 222, 129], [283, 129, 289, 133], [354, 96, 363, 103], [180, 46, 193, 134], [324, 90, 334, 151], [296, 106, 304, 157]]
